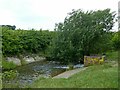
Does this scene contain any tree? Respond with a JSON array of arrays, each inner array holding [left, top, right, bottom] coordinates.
[[112, 31, 120, 50], [1, 25, 16, 30], [50, 9, 116, 64]]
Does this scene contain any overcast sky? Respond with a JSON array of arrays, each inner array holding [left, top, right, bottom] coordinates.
[[0, 0, 119, 31]]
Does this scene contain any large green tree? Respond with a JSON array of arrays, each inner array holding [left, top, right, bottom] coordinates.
[[50, 9, 116, 64], [1, 25, 16, 30]]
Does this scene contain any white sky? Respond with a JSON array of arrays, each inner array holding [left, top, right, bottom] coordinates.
[[0, 0, 119, 31]]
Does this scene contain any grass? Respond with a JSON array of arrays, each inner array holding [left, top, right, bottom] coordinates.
[[28, 62, 118, 88], [106, 51, 118, 61], [26, 51, 118, 88], [0, 73, 2, 89], [2, 60, 17, 70]]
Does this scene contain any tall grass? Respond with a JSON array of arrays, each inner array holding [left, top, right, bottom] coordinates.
[[0, 73, 2, 89], [106, 51, 118, 61], [2, 60, 17, 70]]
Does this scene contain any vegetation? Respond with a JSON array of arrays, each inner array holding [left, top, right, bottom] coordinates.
[[106, 51, 118, 61], [0, 73, 2, 89], [2, 28, 54, 56], [2, 51, 118, 88], [2, 60, 17, 70], [2, 70, 18, 80], [27, 51, 118, 88], [49, 9, 116, 64], [112, 31, 120, 50], [1, 8, 118, 65], [1, 25, 16, 30], [1, 8, 119, 88], [28, 62, 118, 88]]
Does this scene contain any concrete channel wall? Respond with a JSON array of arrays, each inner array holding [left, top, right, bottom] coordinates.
[[5, 55, 46, 66]]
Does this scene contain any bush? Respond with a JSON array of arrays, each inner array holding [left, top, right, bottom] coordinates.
[[2, 28, 54, 56], [112, 31, 120, 50], [2, 70, 18, 80], [68, 63, 74, 70], [2, 60, 17, 70]]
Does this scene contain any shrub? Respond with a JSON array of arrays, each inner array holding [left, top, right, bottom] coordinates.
[[2, 28, 54, 56], [2, 60, 17, 70], [68, 63, 74, 70], [2, 70, 18, 80], [112, 31, 120, 50]]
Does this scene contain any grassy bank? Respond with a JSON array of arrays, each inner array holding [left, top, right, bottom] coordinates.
[[106, 51, 118, 61], [0, 73, 2, 89], [27, 51, 118, 88], [28, 62, 118, 88]]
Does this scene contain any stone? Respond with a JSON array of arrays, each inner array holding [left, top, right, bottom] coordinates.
[[34, 56, 46, 61], [23, 57, 35, 64], [7, 57, 21, 66], [6, 55, 46, 65]]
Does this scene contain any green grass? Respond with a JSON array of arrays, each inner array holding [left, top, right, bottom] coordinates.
[[28, 62, 118, 88], [2, 60, 17, 70], [106, 51, 118, 61], [26, 51, 118, 88], [0, 73, 2, 89]]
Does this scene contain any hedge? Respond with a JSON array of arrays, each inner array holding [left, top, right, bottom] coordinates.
[[2, 28, 54, 56]]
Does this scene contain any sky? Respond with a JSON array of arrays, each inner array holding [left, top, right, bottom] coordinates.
[[0, 0, 119, 31]]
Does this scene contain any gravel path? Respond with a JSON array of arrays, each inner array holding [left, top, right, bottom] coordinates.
[[53, 67, 87, 79]]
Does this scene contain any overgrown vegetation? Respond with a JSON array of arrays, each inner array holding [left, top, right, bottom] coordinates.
[[0, 73, 2, 89], [106, 51, 118, 61], [1, 8, 119, 88], [49, 9, 116, 64], [112, 31, 120, 50], [2, 28, 54, 56], [2, 60, 17, 70], [2, 70, 18, 80], [1, 9, 119, 65]]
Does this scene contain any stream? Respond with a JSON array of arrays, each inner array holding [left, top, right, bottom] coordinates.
[[2, 60, 84, 88]]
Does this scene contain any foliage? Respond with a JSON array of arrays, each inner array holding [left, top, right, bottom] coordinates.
[[2, 60, 17, 70], [112, 31, 120, 50], [50, 9, 116, 64], [106, 51, 118, 61], [1, 25, 16, 30], [0, 73, 2, 89], [2, 70, 18, 80], [2, 28, 54, 56], [67, 63, 74, 70]]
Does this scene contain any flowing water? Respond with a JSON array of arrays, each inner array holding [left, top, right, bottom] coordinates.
[[2, 60, 66, 87], [2, 60, 84, 88]]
